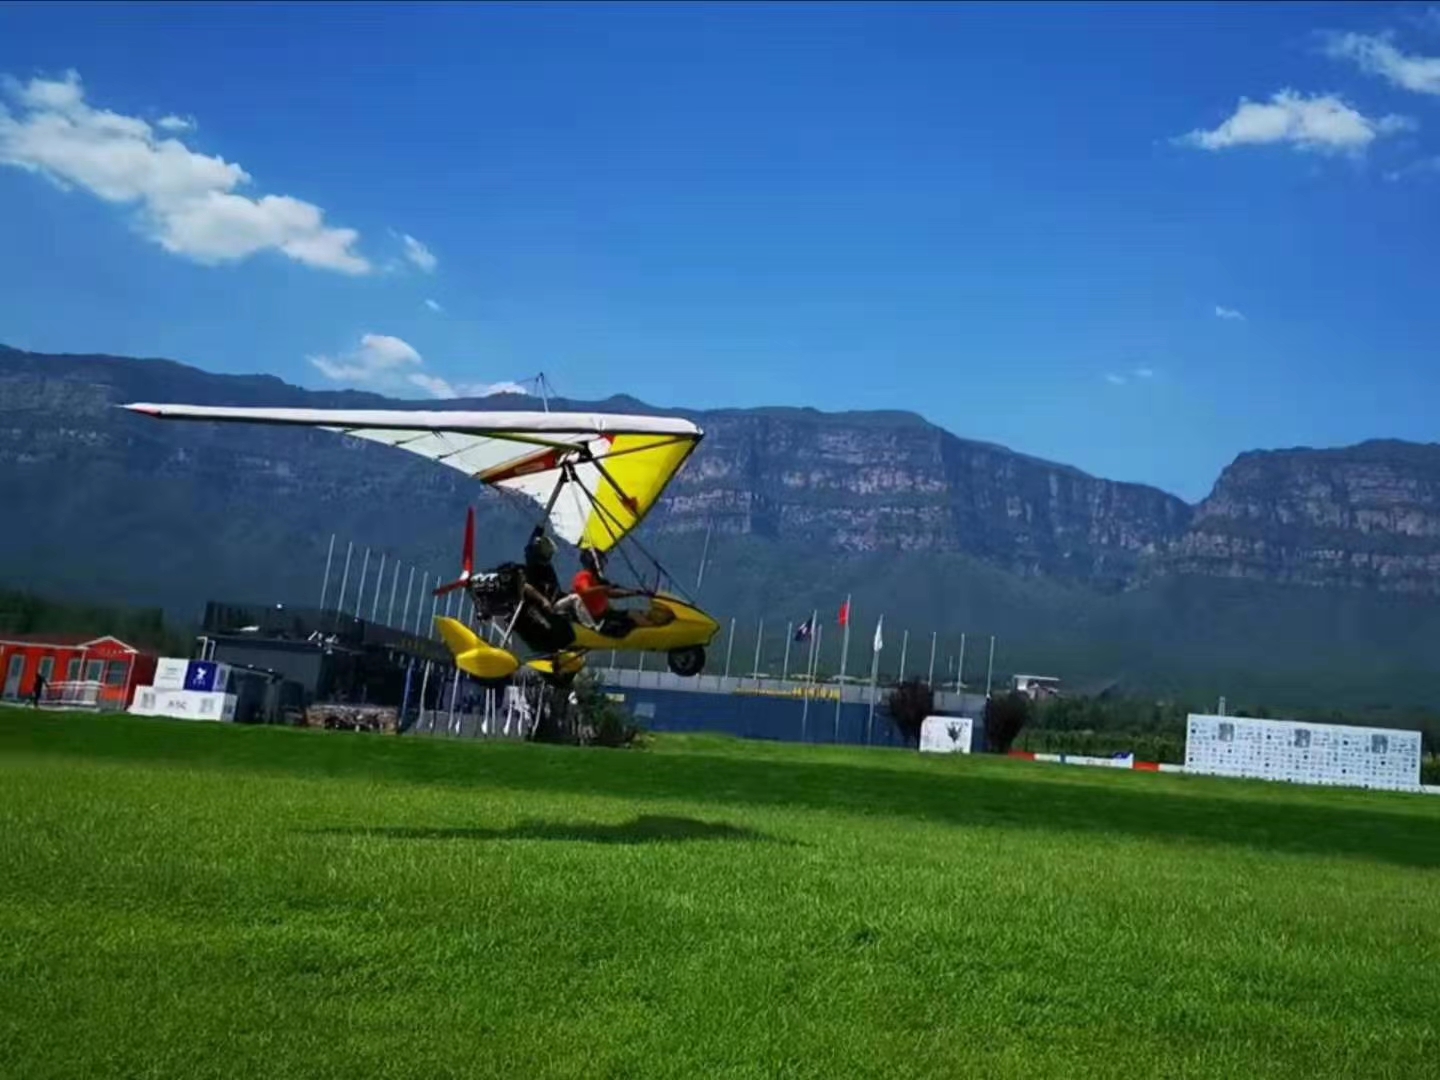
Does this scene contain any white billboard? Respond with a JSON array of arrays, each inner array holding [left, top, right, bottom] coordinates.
[[919, 715, 974, 754], [129, 688, 236, 723], [1185, 714, 1421, 791], [152, 657, 190, 690]]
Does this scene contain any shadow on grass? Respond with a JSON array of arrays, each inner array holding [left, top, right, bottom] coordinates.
[[308, 815, 789, 846], [9, 711, 1440, 870]]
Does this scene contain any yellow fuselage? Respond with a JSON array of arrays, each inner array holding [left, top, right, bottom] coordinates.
[[434, 593, 719, 682]]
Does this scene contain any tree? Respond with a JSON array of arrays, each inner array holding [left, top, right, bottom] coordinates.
[[884, 679, 934, 747], [983, 690, 1032, 753]]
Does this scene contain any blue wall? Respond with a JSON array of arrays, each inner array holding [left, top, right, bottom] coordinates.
[[600, 681, 973, 748]]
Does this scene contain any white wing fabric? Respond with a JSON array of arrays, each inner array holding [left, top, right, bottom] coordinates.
[[122, 403, 702, 551]]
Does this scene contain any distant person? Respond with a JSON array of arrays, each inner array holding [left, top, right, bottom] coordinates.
[[30, 671, 46, 708]]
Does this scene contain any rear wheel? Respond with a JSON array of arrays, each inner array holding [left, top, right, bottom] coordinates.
[[667, 646, 705, 677]]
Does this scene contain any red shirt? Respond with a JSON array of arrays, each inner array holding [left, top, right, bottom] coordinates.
[[572, 569, 609, 618]]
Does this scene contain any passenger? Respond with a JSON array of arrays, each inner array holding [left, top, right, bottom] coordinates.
[[568, 548, 656, 638]]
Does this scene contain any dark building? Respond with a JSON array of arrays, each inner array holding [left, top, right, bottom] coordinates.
[[198, 601, 456, 719]]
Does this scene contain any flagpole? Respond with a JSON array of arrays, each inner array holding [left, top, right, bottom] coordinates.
[[834, 595, 851, 741], [800, 609, 818, 740], [986, 634, 996, 697], [695, 522, 712, 594], [899, 629, 908, 682], [336, 541, 354, 615], [448, 667, 460, 733], [371, 553, 386, 622], [354, 547, 370, 618], [866, 614, 884, 744], [415, 573, 429, 634], [782, 623, 793, 681], [418, 660, 432, 733], [957, 632, 967, 693], [724, 617, 736, 678], [927, 631, 937, 689], [752, 618, 764, 682], [387, 561, 401, 626], [318, 533, 336, 610], [401, 566, 415, 633]]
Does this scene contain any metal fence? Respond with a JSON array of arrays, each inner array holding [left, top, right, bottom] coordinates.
[[403, 662, 989, 749]]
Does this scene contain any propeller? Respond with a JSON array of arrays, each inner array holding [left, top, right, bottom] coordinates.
[[432, 507, 475, 596]]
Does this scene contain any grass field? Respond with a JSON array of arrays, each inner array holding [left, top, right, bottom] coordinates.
[[2, 708, 1438, 1079]]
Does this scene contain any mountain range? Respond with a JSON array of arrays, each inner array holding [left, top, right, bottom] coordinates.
[[4, 343, 1440, 716]]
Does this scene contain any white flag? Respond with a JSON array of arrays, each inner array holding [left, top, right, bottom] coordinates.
[[872, 614, 884, 653]]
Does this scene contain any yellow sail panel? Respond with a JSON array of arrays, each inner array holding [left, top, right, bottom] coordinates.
[[582, 434, 699, 552]]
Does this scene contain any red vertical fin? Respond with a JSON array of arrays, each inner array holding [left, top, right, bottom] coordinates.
[[462, 507, 475, 578]]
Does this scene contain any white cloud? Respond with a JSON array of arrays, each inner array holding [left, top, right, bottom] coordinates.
[[1326, 32, 1440, 96], [0, 69, 369, 273], [424, 298, 443, 313], [409, 375, 530, 399], [1386, 154, 1440, 181], [407, 373, 457, 398], [1402, 7, 1440, 33], [1133, 366, 1155, 379], [1215, 305, 1246, 321], [1176, 89, 1412, 155], [400, 232, 437, 273], [308, 333, 422, 382], [156, 114, 194, 133], [1105, 373, 1127, 386], [470, 380, 529, 397], [309, 332, 528, 400]]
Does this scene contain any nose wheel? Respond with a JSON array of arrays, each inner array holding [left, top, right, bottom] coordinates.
[[666, 645, 705, 677]]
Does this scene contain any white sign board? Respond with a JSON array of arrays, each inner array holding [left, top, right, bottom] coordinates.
[[919, 715, 974, 754], [152, 657, 190, 690], [129, 687, 236, 722], [184, 661, 232, 693], [1184, 713, 1421, 791]]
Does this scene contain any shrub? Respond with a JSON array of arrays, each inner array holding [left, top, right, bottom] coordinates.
[[884, 679, 934, 747], [1423, 756, 1440, 787], [983, 690, 1032, 753], [533, 670, 644, 748]]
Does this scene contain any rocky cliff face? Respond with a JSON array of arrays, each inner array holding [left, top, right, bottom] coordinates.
[[1159, 441, 1440, 594], [0, 347, 1192, 592], [4, 345, 1440, 604], [652, 408, 1192, 588]]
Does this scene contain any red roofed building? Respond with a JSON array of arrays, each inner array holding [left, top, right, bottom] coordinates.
[[0, 633, 158, 710]]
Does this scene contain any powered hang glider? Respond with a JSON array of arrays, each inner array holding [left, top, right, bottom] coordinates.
[[121, 402, 719, 683]]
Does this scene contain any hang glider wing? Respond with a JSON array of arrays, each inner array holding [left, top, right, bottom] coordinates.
[[120, 403, 702, 552]]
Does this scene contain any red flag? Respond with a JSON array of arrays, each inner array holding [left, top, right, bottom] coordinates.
[[838, 599, 850, 627]]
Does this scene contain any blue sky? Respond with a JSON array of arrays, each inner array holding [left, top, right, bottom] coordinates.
[[2, 2, 1439, 500]]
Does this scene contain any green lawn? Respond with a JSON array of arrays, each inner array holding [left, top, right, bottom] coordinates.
[[2, 709, 1438, 1079]]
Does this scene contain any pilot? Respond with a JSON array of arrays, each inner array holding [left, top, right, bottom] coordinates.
[[523, 526, 562, 604]]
